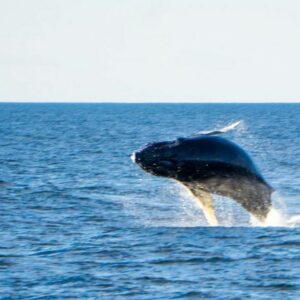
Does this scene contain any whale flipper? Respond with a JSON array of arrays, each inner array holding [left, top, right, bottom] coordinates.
[[195, 120, 242, 136], [188, 187, 218, 226]]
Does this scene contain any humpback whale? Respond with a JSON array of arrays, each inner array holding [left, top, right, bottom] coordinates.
[[132, 121, 273, 225]]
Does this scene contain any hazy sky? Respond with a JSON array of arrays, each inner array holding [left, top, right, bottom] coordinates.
[[1, 0, 300, 102]]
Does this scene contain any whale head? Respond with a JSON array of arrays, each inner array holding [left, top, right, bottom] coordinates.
[[131, 137, 207, 181]]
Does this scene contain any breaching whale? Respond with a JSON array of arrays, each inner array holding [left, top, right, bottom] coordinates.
[[132, 121, 273, 225]]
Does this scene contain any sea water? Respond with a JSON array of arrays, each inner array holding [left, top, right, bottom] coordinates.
[[0, 103, 299, 299]]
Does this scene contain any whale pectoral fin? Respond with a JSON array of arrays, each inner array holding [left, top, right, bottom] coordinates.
[[194, 120, 242, 136], [195, 191, 218, 226]]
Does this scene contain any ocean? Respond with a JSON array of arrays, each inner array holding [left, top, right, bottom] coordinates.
[[1, 103, 299, 299]]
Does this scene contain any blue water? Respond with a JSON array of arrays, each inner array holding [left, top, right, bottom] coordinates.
[[1, 103, 300, 299]]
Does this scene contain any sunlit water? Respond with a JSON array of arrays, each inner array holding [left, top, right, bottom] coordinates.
[[1, 103, 299, 299]]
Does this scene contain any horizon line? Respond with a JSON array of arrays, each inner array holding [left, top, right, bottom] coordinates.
[[0, 101, 299, 104]]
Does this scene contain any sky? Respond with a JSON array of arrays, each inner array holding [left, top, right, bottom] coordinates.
[[1, 0, 300, 102]]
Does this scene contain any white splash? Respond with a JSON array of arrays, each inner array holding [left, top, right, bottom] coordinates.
[[249, 192, 300, 228], [250, 207, 300, 228], [287, 215, 300, 227], [250, 207, 287, 227]]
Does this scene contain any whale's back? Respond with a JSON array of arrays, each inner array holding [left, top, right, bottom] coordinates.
[[177, 135, 261, 178]]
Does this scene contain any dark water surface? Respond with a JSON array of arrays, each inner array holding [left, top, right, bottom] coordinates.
[[0, 104, 299, 299]]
